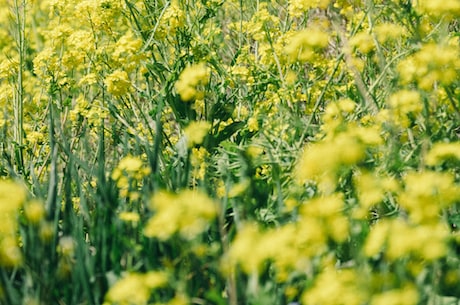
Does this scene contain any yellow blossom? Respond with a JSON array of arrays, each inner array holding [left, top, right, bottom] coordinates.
[[175, 63, 210, 102], [144, 190, 217, 240], [184, 121, 211, 147], [425, 142, 460, 166], [105, 70, 131, 96], [288, 0, 332, 17], [371, 285, 419, 305], [24, 200, 46, 225], [349, 31, 375, 54], [302, 268, 368, 305], [105, 271, 168, 305], [284, 28, 330, 63], [119, 212, 140, 223]]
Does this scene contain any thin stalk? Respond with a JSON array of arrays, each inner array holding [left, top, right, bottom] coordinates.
[[13, 0, 26, 174]]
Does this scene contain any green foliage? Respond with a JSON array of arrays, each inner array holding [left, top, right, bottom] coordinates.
[[0, 0, 460, 304]]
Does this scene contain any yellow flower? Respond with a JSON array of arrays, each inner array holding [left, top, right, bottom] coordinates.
[[374, 23, 406, 44], [353, 171, 399, 219], [302, 268, 368, 305], [105, 271, 168, 305], [184, 121, 211, 147], [415, 0, 460, 18], [371, 285, 418, 305], [226, 223, 267, 274], [349, 31, 375, 54], [144, 190, 217, 240], [364, 218, 449, 261], [284, 28, 329, 63], [0, 237, 22, 267], [390, 91, 422, 127], [175, 63, 210, 102], [398, 171, 460, 224], [288, 0, 332, 17], [397, 43, 460, 90], [24, 200, 46, 225], [425, 142, 460, 166], [119, 212, 140, 223], [105, 70, 131, 96]]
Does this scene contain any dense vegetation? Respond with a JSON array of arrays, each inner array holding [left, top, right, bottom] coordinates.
[[1, 0, 460, 304]]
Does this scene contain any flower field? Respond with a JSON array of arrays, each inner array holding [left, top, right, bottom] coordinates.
[[1, 0, 460, 304]]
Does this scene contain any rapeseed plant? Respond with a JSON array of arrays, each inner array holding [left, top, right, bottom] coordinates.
[[1, 0, 460, 304]]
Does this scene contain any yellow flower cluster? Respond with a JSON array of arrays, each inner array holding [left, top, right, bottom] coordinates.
[[184, 121, 211, 148], [104, 271, 168, 305], [353, 171, 399, 219], [144, 190, 217, 240], [288, 0, 332, 17], [227, 194, 349, 277], [426, 142, 460, 166], [303, 268, 368, 305], [284, 28, 330, 63], [415, 0, 460, 19], [175, 63, 210, 102], [364, 218, 449, 261], [0, 180, 26, 267], [105, 70, 132, 96], [397, 43, 460, 90], [386, 89, 422, 127], [398, 171, 460, 224], [112, 155, 151, 199], [296, 125, 381, 193]]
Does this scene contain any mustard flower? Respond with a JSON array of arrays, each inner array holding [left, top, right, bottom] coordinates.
[[302, 268, 368, 305], [371, 285, 418, 305], [104, 271, 168, 305], [397, 43, 460, 90], [349, 31, 375, 54], [105, 70, 131, 96], [184, 121, 211, 147], [364, 219, 449, 261], [144, 190, 217, 240], [175, 63, 210, 102], [374, 23, 406, 44], [398, 171, 460, 224], [387, 90, 422, 127], [24, 200, 46, 225], [415, 0, 460, 18], [284, 28, 330, 63], [425, 142, 460, 166], [288, 0, 332, 17]]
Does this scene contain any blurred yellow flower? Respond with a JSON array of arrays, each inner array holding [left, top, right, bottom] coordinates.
[[426, 142, 460, 166], [119, 211, 140, 223], [105, 70, 131, 96], [175, 63, 210, 102], [284, 28, 330, 62], [144, 190, 217, 240], [371, 285, 418, 305], [184, 121, 210, 147], [105, 271, 168, 305]]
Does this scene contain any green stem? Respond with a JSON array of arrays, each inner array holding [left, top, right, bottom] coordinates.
[[13, 0, 26, 175]]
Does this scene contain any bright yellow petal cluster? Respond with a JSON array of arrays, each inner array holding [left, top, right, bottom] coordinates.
[[398, 171, 460, 224], [302, 268, 368, 305], [288, 0, 332, 17], [175, 63, 210, 102], [0, 180, 27, 267], [104, 271, 168, 305], [397, 43, 460, 90], [425, 142, 460, 166], [144, 190, 217, 240], [184, 121, 211, 148], [105, 70, 131, 96], [284, 28, 330, 63], [364, 219, 449, 261]]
